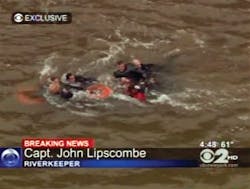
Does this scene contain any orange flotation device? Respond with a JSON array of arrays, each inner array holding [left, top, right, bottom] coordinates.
[[87, 84, 113, 99], [16, 87, 45, 105]]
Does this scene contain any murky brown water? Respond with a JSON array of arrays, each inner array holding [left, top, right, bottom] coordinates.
[[1, 0, 250, 188]]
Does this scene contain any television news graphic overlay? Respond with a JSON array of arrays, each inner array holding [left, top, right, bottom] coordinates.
[[199, 140, 239, 167], [22, 138, 94, 148], [0, 148, 22, 168], [199, 140, 234, 148], [22, 148, 198, 168], [1, 138, 250, 168], [22, 138, 94, 168], [12, 12, 72, 24], [1, 147, 250, 168]]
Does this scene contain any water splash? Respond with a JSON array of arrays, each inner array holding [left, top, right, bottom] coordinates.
[[112, 93, 147, 107], [38, 29, 210, 116], [39, 52, 58, 81], [149, 91, 201, 111]]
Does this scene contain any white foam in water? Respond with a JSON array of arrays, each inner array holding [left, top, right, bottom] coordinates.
[[39, 29, 192, 116], [43, 90, 68, 109], [164, 48, 181, 57], [44, 90, 100, 117], [71, 91, 88, 101], [97, 74, 114, 86], [112, 93, 147, 107], [238, 115, 250, 121], [192, 33, 205, 48], [69, 110, 97, 117], [171, 87, 247, 111], [87, 31, 129, 67], [39, 52, 58, 80], [130, 38, 155, 49], [72, 91, 114, 108], [179, 88, 215, 99], [149, 89, 206, 111], [46, 28, 248, 115], [87, 29, 171, 68], [149, 93, 201, 111]]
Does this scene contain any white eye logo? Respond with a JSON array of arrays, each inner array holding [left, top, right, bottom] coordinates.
[[200, 149, 215, 163], [13, 13, 23, 23]]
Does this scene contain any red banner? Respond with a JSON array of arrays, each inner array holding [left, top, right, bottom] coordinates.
[[22, 138, 94, 148]]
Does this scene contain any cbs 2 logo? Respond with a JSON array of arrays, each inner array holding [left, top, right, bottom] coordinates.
[[200, 149, 230, 164]]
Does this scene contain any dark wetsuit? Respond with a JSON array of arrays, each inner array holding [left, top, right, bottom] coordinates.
[[135, 64, 154, 79], [60, 88, 73, 99], [113, 63, 144, 83], [65, 75, 97, 90], [59, 75, 96, 99], [74, 75, 96, 85]]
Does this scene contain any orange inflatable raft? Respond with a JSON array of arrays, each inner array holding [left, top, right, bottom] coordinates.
[[86, 84, 113, 99], [16, 87, 45, 105]]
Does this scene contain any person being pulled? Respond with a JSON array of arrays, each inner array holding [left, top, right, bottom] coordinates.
[[48, 77, 73, 99], [113, 60, 147, 102], [65, 73, 97, 89], [132, 59, 156, 87]]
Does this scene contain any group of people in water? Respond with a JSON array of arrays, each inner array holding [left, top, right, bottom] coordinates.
[[48, 59, 155, 102]]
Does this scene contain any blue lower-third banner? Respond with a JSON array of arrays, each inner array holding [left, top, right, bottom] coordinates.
[[1, 147, 249, 168], [80, 160, 198, 168], [23, 160, 198, 168]]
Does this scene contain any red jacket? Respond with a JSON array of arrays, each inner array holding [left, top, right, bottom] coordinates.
[[132, 92, 146, 102], [125, 86, 146, 102]]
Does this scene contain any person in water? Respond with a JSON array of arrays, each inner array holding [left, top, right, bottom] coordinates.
[[113, 60, 148, 102], [113, 61, 144, 83], [132, 59, 154, 79], [48, 77, 73, 99], [133, 58, 157, 90], [65, 73, 96, 89]]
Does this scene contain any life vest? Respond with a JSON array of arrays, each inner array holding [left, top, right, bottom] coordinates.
[[86, 84, 113, 99]]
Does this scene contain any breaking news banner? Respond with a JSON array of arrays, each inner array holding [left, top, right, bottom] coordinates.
[[1, 138, 250, 168], [12, 12, 72, 24]]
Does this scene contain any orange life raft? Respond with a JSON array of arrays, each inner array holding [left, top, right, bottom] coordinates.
[[16, 87, 45, 105], [86, 84, 113, 99]]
